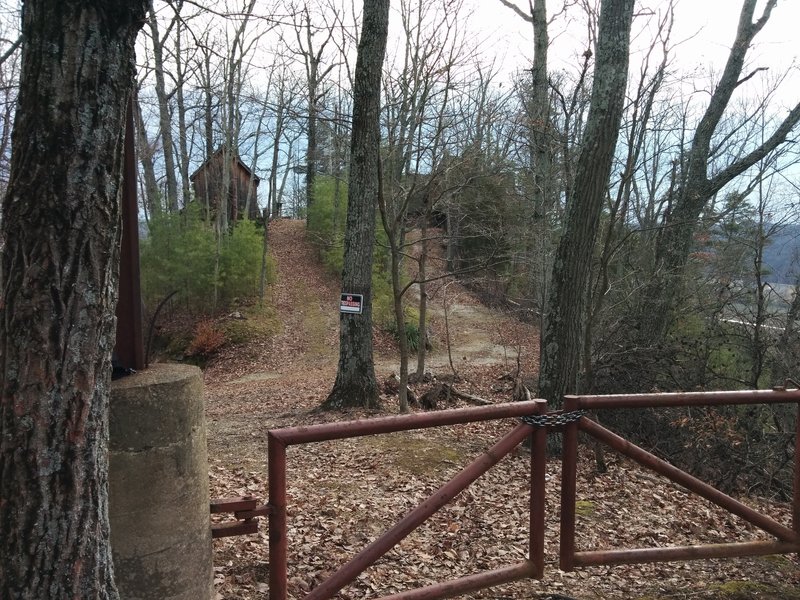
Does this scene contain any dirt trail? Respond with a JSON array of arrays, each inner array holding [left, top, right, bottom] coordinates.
[[204, 219, 341, 385], [201, 217, 537, 473], [203, 219, 800, 600], [205, 218, 538, 388]]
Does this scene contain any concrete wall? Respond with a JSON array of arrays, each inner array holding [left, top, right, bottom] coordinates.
[[109, 363, 213, 600]]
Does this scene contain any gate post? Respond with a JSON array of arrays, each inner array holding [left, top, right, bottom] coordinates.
[[268, 433, 288, 600], [794, 403, 800, 535], [559, 395, 580, 571], [530, 399, 548, 578]]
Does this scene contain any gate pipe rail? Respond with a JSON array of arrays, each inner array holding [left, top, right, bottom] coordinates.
[[302, 422, 534, 600], [268, 400, 547, 600], [560, 388, 800, 571], [580, 417, 799, 542]]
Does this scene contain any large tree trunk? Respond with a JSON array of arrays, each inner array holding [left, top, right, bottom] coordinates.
[[0, 2, 145, 598], [322, 0, 389, 410], [537, 0, 635, 406]]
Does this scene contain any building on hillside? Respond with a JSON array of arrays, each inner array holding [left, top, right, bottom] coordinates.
[[190, 147, 261, 223]]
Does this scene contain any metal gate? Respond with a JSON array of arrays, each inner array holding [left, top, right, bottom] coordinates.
[[264, 388, 800, 600]]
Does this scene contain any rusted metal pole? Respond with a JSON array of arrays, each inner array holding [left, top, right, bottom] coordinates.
[[574, 540, 800, 568], [580, 418, 799, 542], [575, 388, 800, 409], [529, 400, 548, 578], [268, 433, 288, 600], [795, 403, 800, 535], [272, 400, 545, 446], [114, 97, 145, 371], [377, 561, 537, 600], [302, 423, 534, 600], [559, 396, 581, 572]]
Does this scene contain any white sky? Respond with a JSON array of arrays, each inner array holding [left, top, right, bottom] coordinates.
[[466, 0, 799, 91]]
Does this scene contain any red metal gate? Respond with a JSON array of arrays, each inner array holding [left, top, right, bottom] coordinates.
[[559, 389, 800, 570], [265, 388, 800, 600]]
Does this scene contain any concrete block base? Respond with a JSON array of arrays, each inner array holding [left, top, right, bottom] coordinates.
[[109, 363, 212, 600]]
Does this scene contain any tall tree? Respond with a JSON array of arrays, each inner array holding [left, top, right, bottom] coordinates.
[[0, 16, 20, 197], [537, 0, 635, 405], [290, 1, 336, 227], [380, 0, 466, 411], [499, 0, 554, 319], [637, 0, 800, 341], [322, 0, 389, 410], [146, 0, 180, 212], [0, 1, 146, 598]]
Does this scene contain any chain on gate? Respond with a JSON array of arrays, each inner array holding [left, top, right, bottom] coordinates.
[[521, 410, 586, 428]]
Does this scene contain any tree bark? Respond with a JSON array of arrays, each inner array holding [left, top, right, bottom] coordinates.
[[322, 0, 389, 410], [537, 0, 635, 406], [415, 218, 429, 378], [0, 2, 145, 598], [528, 0, 554, 320]]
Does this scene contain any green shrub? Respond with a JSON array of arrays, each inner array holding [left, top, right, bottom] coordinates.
[[141, 204, 217, 312], [219, 219, 270, 303], [141, 204, 273, 314], [307, 175, 348, 249], [384, 305, 422, 350]]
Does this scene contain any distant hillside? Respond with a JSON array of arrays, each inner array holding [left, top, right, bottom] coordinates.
[[763, 223, 800, 284]]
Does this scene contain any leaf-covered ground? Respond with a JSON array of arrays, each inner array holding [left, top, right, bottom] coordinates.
[[204, 219, 800, 600]]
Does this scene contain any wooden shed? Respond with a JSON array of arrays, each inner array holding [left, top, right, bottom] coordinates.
[[190, 148, 260, 223]]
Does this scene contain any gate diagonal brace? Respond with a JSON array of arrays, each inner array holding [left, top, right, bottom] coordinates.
[[210, 496, 272, 539]]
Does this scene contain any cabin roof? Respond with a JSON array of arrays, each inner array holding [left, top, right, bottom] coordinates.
[[190, 147, 260, 184]]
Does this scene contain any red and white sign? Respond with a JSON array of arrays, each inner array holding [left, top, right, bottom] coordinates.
[[340, 293, 363, 314]]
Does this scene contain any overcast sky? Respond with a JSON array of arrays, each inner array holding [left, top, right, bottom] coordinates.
[[467, 0, 799, 94]]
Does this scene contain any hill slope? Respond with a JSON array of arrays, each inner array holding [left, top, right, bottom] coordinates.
[[202, 218, 800, 600]]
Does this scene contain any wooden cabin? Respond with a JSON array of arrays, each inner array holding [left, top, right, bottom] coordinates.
[[190, 148, 260, 222]]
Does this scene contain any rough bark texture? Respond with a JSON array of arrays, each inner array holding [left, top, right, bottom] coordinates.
[[0, 2, 145, 598], [322, 0, 389, 410], [537, 0, 634, 406]]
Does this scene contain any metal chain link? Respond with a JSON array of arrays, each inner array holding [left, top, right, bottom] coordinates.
[[521, 410, 586, 428]]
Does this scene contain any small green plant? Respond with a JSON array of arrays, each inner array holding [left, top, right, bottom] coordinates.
[[386, 320, 422, 351], [574, 500, 596, 517]]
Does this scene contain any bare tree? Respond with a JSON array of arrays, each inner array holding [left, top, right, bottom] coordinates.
[[500, 0, 554, 320], [0, 12, 19, 198], [146, 0, 181, 211], [637, 0, 800, 342], [537, 0, 635, 405], [133, 84, 162, 221], [288, 0, 337, 226], [322, 0, 390, 410], [378, 0, 469, 411]]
